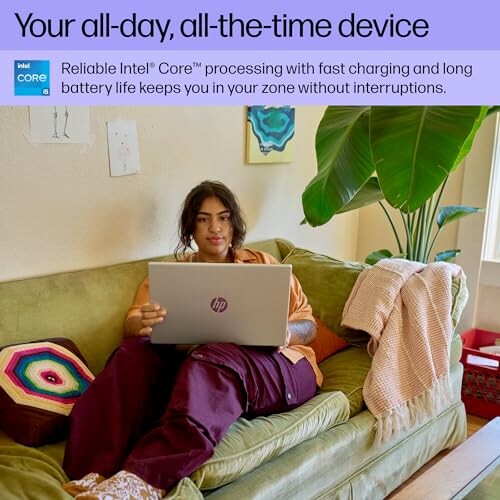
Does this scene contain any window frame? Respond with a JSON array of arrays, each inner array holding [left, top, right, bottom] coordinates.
[[483, 114, 500, 263]]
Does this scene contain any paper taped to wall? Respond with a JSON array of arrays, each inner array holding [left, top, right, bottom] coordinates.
[[107, 120, 141, 176]]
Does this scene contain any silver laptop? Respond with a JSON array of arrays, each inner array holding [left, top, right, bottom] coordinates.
[[148, 262, 292, 346]]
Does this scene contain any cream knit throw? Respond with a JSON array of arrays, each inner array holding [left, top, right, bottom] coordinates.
[[341, 258, 464, 445]]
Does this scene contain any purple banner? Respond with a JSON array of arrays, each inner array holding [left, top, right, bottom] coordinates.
[[2, 50, 499, 105], [1, 0, 499, 51]]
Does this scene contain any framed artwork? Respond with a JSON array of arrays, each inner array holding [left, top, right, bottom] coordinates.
[[246, 106, 295, 164]]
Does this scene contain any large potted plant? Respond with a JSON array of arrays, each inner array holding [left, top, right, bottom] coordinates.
[[302, 106, 498, 263]]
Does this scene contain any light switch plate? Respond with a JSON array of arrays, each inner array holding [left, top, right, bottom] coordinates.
[[107, 120, 141, 176]]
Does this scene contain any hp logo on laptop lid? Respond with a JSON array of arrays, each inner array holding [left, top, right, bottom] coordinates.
[[210, 297, 228, 313]]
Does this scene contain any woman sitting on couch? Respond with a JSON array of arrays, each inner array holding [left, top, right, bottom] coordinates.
[[62, 180, 321, 499]]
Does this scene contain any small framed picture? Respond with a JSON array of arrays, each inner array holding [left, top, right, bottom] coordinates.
[[246, 105, 295, 164]]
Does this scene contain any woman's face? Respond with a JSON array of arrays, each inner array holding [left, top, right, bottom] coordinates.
[[193, 196, 234, 262]]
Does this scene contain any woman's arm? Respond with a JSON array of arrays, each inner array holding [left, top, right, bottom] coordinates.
[[287, 319, 317, 346]]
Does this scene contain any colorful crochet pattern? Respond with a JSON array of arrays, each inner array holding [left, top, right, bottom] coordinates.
[[0, 341, 94, 415]]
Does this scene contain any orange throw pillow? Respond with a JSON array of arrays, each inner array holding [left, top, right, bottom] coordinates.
[[309, 317, 349, 363]]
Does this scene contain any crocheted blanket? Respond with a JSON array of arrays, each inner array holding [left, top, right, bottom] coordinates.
[[341, 258, 464, 445]]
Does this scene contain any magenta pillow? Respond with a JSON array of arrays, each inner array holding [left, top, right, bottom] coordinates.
[[0, 338, 94, 446]]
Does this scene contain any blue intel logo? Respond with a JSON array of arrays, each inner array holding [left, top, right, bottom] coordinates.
[[14, 60, 50, 96]]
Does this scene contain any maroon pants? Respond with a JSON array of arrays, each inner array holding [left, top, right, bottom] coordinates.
[[63, 337, 316, 491]]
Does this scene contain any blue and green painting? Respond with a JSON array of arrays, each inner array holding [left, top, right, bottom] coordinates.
[[246, 106, 295, 163]]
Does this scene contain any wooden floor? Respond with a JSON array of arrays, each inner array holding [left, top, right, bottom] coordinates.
[[388, 414, 489, 497], [466, 414, 490, 437]]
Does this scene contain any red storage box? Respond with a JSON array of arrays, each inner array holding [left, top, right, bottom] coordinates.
[[460, 328, 500, 419]]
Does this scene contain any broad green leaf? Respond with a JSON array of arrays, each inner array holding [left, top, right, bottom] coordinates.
[[437, 205, 485, 228], [370, 106, 484, 213], [486, 106, 500, 117], [452, 106, 489, 170], [435, 249, 461, 262], [337, 177, 384, 214], [365, 249, 393, 265], [302, 106, 374, 226]]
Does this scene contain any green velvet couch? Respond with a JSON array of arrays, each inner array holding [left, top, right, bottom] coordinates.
[[0, 238, 468, 499]]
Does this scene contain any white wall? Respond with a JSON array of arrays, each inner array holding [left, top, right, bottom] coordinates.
[[0, 106, 358, 281]]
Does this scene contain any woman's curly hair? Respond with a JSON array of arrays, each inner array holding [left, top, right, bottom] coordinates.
[[174, 180, 247, 260]]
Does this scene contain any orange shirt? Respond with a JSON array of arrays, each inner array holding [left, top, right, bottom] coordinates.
[[126, 248, 322, 386]]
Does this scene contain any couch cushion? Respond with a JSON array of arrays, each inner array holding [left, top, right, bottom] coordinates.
[[0, 261, 153, 375], [189, 390, 349, 490], [282, 248, 370, 346], [246, 238, 294, 261], [319, 347, 372, 416], [451, 273, 469, 329], [0, 435, 203, 500], [165, 478, 203, 499], [318, 337, 462, 421], [0, 338, 94, 447], [450, 331, 463, 367], [0, 443, 69, 500], [282, 248, 468, 348]]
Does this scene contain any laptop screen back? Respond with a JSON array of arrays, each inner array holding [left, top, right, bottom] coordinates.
[[148, 262, 292, 346]]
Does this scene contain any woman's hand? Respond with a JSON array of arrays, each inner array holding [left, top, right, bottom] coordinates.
[[124, 303, 167, 337], [138, 303, 167, 336]]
